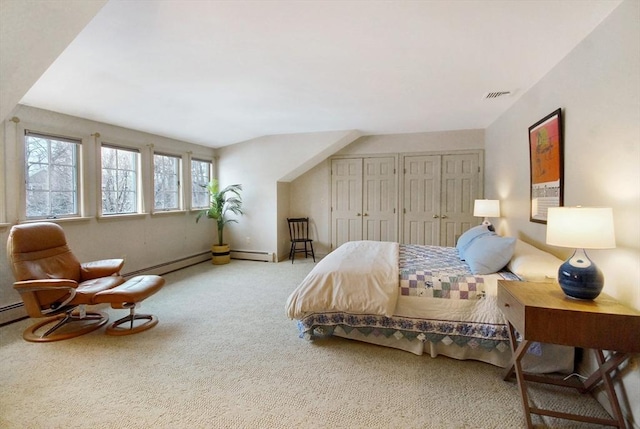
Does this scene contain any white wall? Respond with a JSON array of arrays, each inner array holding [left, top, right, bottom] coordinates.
[[288, 159, 332, 256], [215, 130, 360, 260], [276, 180, 292, 259], [335, 129, 484, 156], [289, 129, 485, 256], [0, 105, 217, 322], [485, 0, 639, 425]]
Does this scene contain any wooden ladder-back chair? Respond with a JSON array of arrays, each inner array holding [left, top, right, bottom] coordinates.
[[287, 217, 315, 263]]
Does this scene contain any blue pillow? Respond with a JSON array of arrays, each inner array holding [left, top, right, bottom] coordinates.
[[464, 235, 516, 275], [456, 225, 494, 260]]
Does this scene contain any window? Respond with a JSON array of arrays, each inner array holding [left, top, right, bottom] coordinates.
[[154, 153, 181, 211], [25, 131, 80, 219], [101, 145, 140, 215], [191, 158, 212, 209]]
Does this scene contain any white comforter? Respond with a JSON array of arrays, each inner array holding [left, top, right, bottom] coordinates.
[[286, 241, 399, 319]]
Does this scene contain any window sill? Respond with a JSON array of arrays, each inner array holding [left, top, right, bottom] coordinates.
[[151, 210, 187, 217], [22, 217, 92, 225], [98, 213, 148, 222]]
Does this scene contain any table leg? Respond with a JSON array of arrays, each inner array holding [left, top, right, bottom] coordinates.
[[505, 321, 534, 428], [582, 351, 628, 392], [502, 319, 520, 380], [505, 342, 628, 428], [592, 350, 628, 429]]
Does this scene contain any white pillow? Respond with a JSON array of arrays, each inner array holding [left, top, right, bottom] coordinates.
[[507, 239, 563, 282], [464, 234, 516, 275]]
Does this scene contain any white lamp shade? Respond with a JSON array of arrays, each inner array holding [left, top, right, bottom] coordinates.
[[473, 200, 500, 218], [546, 207, 616, 249]]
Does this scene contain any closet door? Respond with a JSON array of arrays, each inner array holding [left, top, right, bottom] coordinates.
[[402, 152, 480, 247], [362, 157, 397, 242], [331, 157, 398, 249], [440, 153, 479, 247], [331, 158, 363, 249], [402, 155, 441, 245]]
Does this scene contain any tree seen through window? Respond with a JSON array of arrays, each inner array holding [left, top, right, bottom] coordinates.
[[102, 145, 139, 214], [25, 132, 79, 219]]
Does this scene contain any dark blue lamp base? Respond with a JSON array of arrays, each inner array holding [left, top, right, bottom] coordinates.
[[557, 248, 604, 300]]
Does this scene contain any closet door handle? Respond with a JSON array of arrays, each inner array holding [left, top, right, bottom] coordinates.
[[432, 215, 439, 218], [441, 215, 448, 219], [363, 213, 369, 217], [356, 213, 362, 216]]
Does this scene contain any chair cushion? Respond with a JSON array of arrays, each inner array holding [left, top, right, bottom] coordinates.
[[11, 248, 82, 282], [93, 275, 164, 308], [8, 223, 82, 282], [8, 222, 67, 253], [75, 276, 126, 303]]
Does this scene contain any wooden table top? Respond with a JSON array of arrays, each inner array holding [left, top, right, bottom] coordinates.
[[498, 281, 640, 352]]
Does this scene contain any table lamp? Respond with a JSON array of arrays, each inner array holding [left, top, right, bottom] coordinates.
[[546, 206, 615, 300], [474, 199, 500, 226]]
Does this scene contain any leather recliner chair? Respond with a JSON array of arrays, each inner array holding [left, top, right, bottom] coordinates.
[[7, 222, 164, 342]]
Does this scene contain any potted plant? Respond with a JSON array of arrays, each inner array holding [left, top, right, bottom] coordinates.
[[196, 180, 243, 264]]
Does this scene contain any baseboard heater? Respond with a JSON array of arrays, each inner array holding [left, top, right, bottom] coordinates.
[[230, 250, 274, 262], [0, 302, 28, 327], [123, 251, 211, 277]]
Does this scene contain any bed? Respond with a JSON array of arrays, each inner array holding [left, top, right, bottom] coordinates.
[[286, 226, 574, 373]]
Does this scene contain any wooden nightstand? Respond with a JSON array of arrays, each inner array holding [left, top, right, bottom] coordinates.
[[497, 280, 640, 429]]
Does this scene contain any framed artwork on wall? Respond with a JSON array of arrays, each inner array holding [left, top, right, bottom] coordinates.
[[528, 108, 564, 223]]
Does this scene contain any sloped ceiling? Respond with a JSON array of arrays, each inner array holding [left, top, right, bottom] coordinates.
[[0, 0, 107, 123], [7, 0, 622, 148]]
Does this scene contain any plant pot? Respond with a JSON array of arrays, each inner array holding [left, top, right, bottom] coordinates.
[[211, 244, 231, 265]]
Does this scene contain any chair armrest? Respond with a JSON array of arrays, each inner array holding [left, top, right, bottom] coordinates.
[[14, 279, 79, 316], [80, 259, 125, 280], [13, 278, 78, 292]]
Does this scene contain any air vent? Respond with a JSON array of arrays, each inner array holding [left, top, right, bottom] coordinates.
[[484, 91, 512, 99]]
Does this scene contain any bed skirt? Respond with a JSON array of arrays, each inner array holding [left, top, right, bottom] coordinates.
[[313, 325, 574, 374]]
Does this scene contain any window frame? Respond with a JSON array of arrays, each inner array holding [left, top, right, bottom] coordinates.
[[0, 120, 10, 227], [100, 143, 142, 216], [190, 158, 213, 210], [152, 151, 183, 212], [24, 130, 82, 220]]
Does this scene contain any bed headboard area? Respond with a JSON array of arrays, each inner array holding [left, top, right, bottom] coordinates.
[[507, 239, 563, 283]]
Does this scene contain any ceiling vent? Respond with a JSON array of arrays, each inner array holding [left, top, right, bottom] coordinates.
[[484, 91, 513, 99]]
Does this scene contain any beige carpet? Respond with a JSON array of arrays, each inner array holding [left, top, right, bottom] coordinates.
[[0, 259, 612, 428]]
